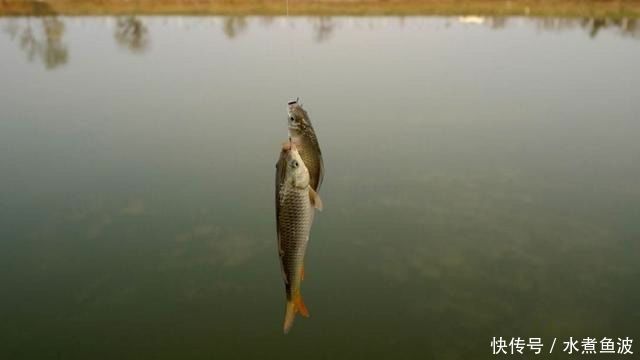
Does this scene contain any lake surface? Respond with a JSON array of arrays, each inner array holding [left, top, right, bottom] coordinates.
[[1, 16, 639, 359]]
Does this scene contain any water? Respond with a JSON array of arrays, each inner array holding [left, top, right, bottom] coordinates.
[[1, 16, 639, 359]]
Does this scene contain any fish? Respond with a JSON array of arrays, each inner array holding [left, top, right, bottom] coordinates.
[[287, 99, 325, 192], [275, 141, 323, 334]]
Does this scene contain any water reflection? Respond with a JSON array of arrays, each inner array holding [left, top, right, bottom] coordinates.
[[222, 16, 247, 38], [3, 17, 68, 69], [114, 16, 149, 53], [312, 17, 335, 42], [536, 17, 640, 38], [2, 15, 640, 71], [1, 12, 638, 358], [457, 15, 640, 38]]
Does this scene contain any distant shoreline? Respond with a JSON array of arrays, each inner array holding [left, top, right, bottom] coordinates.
[[1, 0, 640, 18]]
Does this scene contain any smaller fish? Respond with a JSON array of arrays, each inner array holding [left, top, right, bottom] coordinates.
[[288, 99, 324, 192], [275, 141, 323, 334]]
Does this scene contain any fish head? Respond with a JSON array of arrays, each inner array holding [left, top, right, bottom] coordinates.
[[284, 143, 310, 189], [287, 99, 312, 134]]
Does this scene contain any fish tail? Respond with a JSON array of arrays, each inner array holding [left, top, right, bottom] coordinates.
[[283, 301, 296, 334], [295, 293, 310, 317], [283, 293, 310, 334]]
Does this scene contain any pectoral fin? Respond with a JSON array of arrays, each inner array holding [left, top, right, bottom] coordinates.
[[309, 187, 323, 211]]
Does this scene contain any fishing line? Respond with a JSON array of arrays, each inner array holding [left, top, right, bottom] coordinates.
[[285, 0, 302, 101]]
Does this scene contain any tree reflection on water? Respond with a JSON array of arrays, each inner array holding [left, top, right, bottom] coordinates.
[[222, 16, 248, 38], [114, 16, 149, 53], [3, 17, 68, 69], [1, 15, 639, 71], [312, 17, 335, 43], [532, 16, 639, 39]]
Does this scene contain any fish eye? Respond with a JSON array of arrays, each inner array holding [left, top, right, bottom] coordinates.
[[289, 116, 296, 122], [291, 160, 298, 168]]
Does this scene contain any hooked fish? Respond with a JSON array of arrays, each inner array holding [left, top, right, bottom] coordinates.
[[287, 99, 324, 192], [275, 141, 322, 334]]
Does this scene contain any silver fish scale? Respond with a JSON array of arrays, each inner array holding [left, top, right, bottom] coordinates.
[[278, 185, 313, 297]]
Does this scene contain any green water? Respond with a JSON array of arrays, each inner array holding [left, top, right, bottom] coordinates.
[[0, 16, 639, 359]]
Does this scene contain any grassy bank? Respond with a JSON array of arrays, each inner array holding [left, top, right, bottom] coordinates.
[[1, 0, 640, 18]]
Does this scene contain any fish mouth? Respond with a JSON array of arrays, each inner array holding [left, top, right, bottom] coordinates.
[[287, 97, 299, 106]]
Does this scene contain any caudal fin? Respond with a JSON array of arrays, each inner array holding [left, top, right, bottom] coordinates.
[[283, 294, 310, 334]]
